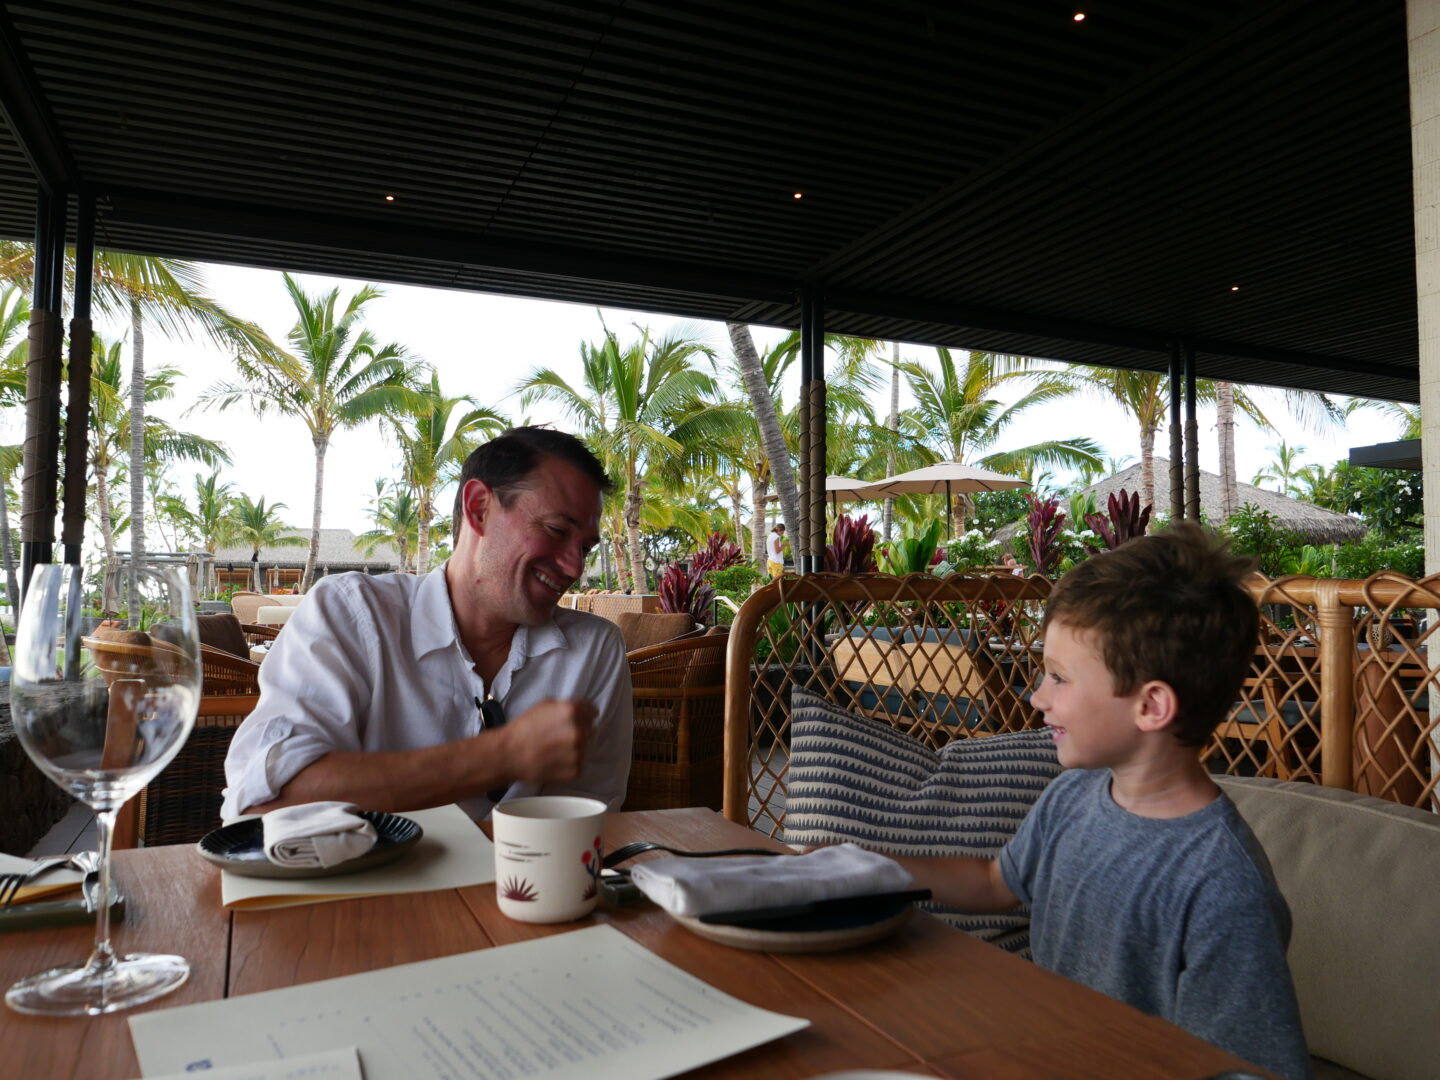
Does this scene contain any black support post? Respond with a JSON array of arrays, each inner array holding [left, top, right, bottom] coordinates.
[[20, 188, 65, 596], [1184, 338, 1200, 521], [1168, 340, 1183, 521], [61, 190, 95, 566]]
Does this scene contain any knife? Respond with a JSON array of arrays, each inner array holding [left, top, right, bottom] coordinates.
[[697, 888, 932, 926]]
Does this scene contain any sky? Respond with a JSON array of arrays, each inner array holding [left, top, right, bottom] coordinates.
[[57, 259, 1408, 540]]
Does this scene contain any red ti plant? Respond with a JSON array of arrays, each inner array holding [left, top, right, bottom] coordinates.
[[1083, 488, 1152, 551], [658, 562, 714, 622], [1025, 494, 1067, 577], [825, 514, 878, 573], [692, 531, 744, 575], [659, 532, 742, 622]]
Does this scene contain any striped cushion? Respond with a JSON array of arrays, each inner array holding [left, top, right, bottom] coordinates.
[[785, 689, 1062, 954]]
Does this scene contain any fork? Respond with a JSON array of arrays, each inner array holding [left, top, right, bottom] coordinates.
[[602, 841, 787, 869], [0, 853, 91, 907]]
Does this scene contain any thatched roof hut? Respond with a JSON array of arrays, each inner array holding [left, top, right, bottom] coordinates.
[[213, 529, 401, 590], [993, 458, 1365, 545]]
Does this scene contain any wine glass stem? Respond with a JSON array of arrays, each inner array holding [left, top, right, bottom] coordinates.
[[84, 807, 120, 979]]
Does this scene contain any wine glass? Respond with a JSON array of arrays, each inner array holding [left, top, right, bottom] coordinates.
[[6, 562, 201, 1016]]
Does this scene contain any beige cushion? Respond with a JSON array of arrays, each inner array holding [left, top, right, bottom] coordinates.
[[616, 612, 695, 653], [254, 605, 296, 626], [1217, 776, 1440, 1080]]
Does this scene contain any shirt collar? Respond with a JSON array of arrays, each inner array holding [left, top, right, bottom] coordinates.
[[410, 561, 572, 663]]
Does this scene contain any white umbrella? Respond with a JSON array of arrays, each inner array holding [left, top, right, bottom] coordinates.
[[823, 475, 885, 518], [866, 462, 1027, 538]]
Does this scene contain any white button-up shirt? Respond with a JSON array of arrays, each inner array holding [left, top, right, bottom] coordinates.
[[220, 564, 633, 821]]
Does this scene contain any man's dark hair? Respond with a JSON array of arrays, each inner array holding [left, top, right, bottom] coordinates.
[[1042, 522, 1257, 747], [452, 426, 613, 542]]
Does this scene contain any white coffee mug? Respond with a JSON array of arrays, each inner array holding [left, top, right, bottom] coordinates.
[[492, 796, 607, 923]]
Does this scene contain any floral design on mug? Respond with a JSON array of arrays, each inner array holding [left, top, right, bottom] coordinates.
[[580, 835, 603, 901], [501, 876, 539, 902]]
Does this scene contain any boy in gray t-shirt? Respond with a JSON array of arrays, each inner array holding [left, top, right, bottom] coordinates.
[[888, 524, 1310, 1080]]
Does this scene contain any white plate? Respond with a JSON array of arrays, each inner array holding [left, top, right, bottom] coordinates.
[[670, 904, 913, 953]]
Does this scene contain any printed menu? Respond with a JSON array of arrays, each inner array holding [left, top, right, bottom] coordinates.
[[129, 924, 807, 1080]]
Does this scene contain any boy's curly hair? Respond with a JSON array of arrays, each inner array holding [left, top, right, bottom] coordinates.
[[1043, 522, 1257, 746]]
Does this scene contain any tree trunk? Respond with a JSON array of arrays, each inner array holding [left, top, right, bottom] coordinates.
[[884, 341, 900, 540], [416, 484, 432, 573], [303, 435, 327, 591], [1140, 422, 1157, 510], [727, 323, 800, 540], [625, 473, 646, 590], [96, 462, 117, 563], [611, 531, 631, 591], [252, 551, 262, 593], [0, 475, 19, 615], [730, 478, 743, 552], [128, 304, 145, 624], [751, 474, 769, 567], [1217, 382, 1237, 522]]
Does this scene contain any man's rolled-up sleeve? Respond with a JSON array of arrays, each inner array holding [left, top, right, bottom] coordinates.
[[219, 584, 375, 820]]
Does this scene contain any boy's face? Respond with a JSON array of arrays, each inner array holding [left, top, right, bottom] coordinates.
[[1031, 619, 1148, 769]]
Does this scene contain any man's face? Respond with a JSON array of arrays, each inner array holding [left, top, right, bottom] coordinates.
[[1029, 620, 1145, 770], [464, 457, 602, 627]]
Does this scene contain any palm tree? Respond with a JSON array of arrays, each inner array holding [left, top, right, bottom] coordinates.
[[200, 273, 423, 590], [1217, 382, 1343, 520], [896, 348, 1103, 533], [1, 242, 256, 594], [85, 335, 230, 564], [357, 481, 422, 572], [390, 372, 506, 573], [1252, 439, 1309, 495], [0, 285, 29, 608], [726, 324, 801, 543], [228, 493, 307, 592], [518, 320, 722, 588], [1069, 367, 1268, 511]]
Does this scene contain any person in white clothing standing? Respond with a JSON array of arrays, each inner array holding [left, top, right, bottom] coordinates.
[[221, 427, 633, 820], [767, 522, 787, 578]]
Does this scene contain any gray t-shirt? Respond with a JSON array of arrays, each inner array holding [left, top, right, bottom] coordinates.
[[999, 769, 1310, 1080]]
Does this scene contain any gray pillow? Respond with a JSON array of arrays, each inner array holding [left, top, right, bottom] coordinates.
[[785, 689, 1062, 953]]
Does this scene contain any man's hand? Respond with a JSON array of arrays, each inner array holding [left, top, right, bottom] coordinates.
[[497, 699, 596, 784]]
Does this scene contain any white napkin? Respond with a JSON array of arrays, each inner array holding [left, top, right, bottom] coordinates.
[[629, 843, 912, 917], [261, 802, 378, 869]]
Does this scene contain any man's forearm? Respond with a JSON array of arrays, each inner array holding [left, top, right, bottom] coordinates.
[[244, 730, 510, 815], [887, 853, 1020, 911]]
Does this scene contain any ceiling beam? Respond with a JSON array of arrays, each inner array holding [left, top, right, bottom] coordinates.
[[0, 6, 77, 192], [99, 187, 797, 307]]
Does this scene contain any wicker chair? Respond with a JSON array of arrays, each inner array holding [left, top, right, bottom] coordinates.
[[114, 693, 260, 848], [624, 633, 729, 811], [240, 622, 280, 648], [199, 644, 262, 695]]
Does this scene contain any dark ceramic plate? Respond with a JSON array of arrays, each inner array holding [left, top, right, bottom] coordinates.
[[196, 811, 423, 879]]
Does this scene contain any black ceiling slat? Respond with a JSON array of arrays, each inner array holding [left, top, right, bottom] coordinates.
[[0, 0, 1418, 403]]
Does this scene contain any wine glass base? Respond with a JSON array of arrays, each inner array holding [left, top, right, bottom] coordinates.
[[6, 954, 190, 1016]]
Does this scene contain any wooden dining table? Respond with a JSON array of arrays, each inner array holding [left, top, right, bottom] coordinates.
[[0, 808, 1258, 1079]]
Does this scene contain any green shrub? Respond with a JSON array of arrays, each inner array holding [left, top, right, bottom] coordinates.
[[1333, 531, 1424, 578]]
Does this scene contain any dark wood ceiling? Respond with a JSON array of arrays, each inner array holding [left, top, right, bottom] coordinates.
[[0, 0, 1418, 400]]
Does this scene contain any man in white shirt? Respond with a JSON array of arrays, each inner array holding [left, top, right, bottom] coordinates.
[[767, 522, 787, 578], [221, 427, 633, 820]]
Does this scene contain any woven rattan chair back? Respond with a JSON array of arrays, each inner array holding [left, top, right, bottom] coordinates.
[[624, 633, 729, 811], [723, 572, 1052, 835]]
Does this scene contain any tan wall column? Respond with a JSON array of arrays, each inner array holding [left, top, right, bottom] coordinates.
[[1413, 1, 1440, 573]]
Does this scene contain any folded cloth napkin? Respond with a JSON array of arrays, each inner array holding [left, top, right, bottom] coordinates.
[[261, 802, 378, 869], [628, 843, 912, 917]]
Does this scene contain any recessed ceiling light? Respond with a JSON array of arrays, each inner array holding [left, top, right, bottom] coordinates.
[[793, 192, 803, 200], [1073, 12, 1085, 21], [384, 194, 396, 202], [1230, 285, 1240, 291]]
